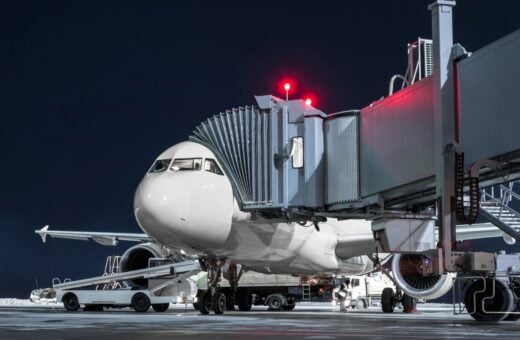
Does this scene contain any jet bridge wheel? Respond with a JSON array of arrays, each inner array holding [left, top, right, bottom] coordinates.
[[152, 303, 170, 312], [62, 293, 80, 312], [212, 290, 227, 315], [131, 293, 151, 313], [464, 278, 514, 322], [382, 288, 396, 313]]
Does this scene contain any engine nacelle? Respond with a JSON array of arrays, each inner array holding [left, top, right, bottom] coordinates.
[[120, 242, 172, 287], [391, 253, 455, 300]]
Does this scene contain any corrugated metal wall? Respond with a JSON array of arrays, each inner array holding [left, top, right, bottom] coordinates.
[[458, 29, 520, 165], [324, 112, 359, 204], [360, 77, 435, 197]]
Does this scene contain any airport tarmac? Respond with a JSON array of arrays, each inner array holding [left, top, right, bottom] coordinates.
[[0, 303, 519, 339]]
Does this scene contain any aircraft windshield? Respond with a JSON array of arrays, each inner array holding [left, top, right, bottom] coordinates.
[[149, 159, 172, 173], [171, 158, 202, 171], [204, 159, 224, 175]]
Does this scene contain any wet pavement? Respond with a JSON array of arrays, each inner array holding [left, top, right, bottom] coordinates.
[[0, 303, 519, 339]]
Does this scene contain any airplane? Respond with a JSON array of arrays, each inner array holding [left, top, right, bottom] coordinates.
[[36, 139, 513, 314]]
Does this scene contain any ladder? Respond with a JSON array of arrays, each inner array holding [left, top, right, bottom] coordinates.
[[302, 284, 311, 301], [98, 256, 122, 290]]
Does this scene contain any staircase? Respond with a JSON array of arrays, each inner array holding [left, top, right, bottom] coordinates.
[[479, 181, 520, 243]]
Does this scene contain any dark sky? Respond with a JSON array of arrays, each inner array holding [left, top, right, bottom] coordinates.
[[1, 0, 519, 298]]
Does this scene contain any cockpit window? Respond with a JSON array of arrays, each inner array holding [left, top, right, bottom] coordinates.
[[171, 158, 202, 171], [204, 158, 224, 175], [149, 159, 172, 173]]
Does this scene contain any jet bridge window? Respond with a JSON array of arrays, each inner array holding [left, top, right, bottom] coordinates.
[[291, 136, 304, 169], [204, 158, 224, 175], [149, 159, 172, 173], [171, 158, 202, 171]]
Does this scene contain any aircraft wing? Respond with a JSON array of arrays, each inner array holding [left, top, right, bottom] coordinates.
[[455, 223, 518, 241], [35, 225, 152, 246]]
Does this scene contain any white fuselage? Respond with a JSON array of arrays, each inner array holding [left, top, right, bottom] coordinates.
[[134, 141, 375, 275]]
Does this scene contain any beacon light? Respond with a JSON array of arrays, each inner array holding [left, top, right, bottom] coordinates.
[[284, 82, 291, 91], [305, 98, 312, 106]]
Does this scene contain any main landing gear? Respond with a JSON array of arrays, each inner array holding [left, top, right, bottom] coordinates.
[[381, 288, 417, 314]]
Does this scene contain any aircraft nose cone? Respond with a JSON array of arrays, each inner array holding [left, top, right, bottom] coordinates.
[[134, 175, 191, 236]]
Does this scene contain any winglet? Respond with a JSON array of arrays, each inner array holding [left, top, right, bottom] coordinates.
[[35, 225, 49, 243]]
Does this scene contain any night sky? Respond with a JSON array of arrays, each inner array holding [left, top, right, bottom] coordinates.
[[1, 1, 519, 298]]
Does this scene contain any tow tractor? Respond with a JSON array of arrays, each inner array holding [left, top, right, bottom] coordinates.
[[53, 258, 200, 312]]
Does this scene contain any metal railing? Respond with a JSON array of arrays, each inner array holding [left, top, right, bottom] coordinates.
[[480, 181, 520, 225]]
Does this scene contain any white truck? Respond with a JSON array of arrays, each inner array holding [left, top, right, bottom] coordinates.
[[193, 271, 335, 313], [332, 272, 396, 310]]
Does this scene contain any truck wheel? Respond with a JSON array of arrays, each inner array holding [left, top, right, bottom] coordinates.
[[152, 303, 170, 312], [267, 295, 283, 311], [212, 291, 226, 315], [63, 293, 80, 312], [382, 288, 395, 313], [237, 290, 252, 311], [356, 299, 367, 309], [199, 291, 212, 315], [131, 293, 151, 313]]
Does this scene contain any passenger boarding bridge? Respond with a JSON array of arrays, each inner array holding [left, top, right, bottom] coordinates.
[[190, 0, 520, 280]]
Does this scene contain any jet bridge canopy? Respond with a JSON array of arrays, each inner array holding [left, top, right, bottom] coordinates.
[[190, 28, 520, 221], [190, 97, 360, 214]]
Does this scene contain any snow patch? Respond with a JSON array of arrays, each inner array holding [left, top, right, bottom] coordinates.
[[0, 298, 63, 308]]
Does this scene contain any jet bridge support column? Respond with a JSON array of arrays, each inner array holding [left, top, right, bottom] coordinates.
[[429, 0, 457, 272]]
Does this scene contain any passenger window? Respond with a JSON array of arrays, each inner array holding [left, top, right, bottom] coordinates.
[[149, 159, 172, 173], [204, 159, 224, 175], [171, 158, 202, 171]]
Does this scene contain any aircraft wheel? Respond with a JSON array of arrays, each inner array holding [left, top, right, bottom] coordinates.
[[402, 294, 417, 313], [267, 295, 283, 311], [212, 290, 226, 315], [63, 293, 80, 312], [464, 278, 514, 322], [152, 303, 170, 312], [237, 289, 252, 311], [131, 293, 151, 313], [199, 291, 212, 314], [382, 288, 395, 313]]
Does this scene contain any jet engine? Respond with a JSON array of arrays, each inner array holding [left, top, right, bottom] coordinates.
[[391, 253, 455, 300], [120, 242, 172, 287]]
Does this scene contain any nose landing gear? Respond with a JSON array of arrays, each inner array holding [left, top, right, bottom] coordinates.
[[195, 258, 240, 315]]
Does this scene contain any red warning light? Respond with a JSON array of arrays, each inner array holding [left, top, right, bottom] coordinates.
[[284, 82, 291, 91], [305, 98, 312, 106]]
